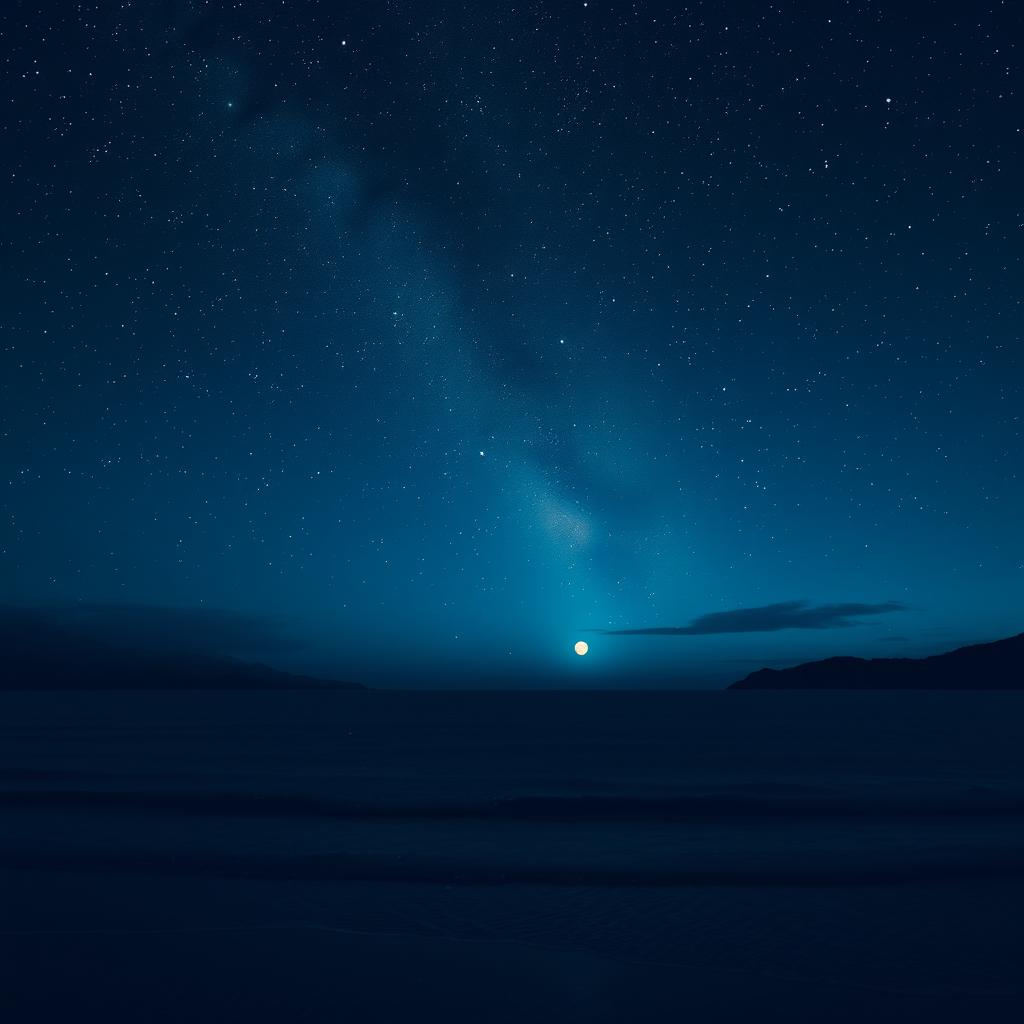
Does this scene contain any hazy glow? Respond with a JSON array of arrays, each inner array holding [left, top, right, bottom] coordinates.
[[574, 641, 589, 656]]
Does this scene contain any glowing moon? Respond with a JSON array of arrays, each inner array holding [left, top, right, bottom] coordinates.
[[574, 640, 589, 656]]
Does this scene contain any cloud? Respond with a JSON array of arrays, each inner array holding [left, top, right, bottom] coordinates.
[[594, 600, 907, 636]]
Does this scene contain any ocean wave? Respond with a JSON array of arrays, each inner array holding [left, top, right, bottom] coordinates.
[[3, 786, 1024, 824], [3, 843, 1024, 887]]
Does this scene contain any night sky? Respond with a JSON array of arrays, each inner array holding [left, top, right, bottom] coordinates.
[[2, 1, 1021, 686]]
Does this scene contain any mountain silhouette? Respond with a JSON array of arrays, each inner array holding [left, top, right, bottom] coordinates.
[[730, 633, 1024, 690], [0, 607, 362, 690]]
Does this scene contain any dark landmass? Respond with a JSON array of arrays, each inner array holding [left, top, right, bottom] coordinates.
[[0, 607, 361, 690], [1, 651, 361, 690], [731, 632, 1024, 690]]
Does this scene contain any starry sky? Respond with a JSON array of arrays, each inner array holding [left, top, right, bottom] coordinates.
[[2, 1, 1021, 687]]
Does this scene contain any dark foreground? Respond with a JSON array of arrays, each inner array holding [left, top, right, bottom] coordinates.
[[2, 689, 1024, 1022]]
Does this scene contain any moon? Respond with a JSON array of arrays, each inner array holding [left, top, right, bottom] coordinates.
[[574, 640, 589, 656]]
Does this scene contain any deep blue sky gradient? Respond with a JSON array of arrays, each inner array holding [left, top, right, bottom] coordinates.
[[2, 1, 1021, 685]]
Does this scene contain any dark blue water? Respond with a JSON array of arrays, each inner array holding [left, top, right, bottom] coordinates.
[[2, 690, 1024, 1021]]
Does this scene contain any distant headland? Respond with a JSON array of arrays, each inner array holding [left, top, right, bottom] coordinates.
[[0, 606, 362, 691], [730, 633, 1024, 690]]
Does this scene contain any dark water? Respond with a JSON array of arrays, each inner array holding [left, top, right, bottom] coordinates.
[[3, 690, 1024, 1021]]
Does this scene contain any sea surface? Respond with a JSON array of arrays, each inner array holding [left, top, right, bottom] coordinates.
[[2, 689, 1024, 1022]]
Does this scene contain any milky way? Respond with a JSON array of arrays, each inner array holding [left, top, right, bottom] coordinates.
[[2, 2, 1021, 684]]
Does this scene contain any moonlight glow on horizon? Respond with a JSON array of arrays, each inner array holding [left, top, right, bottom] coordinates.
[[2, 3, 1019, 691]]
